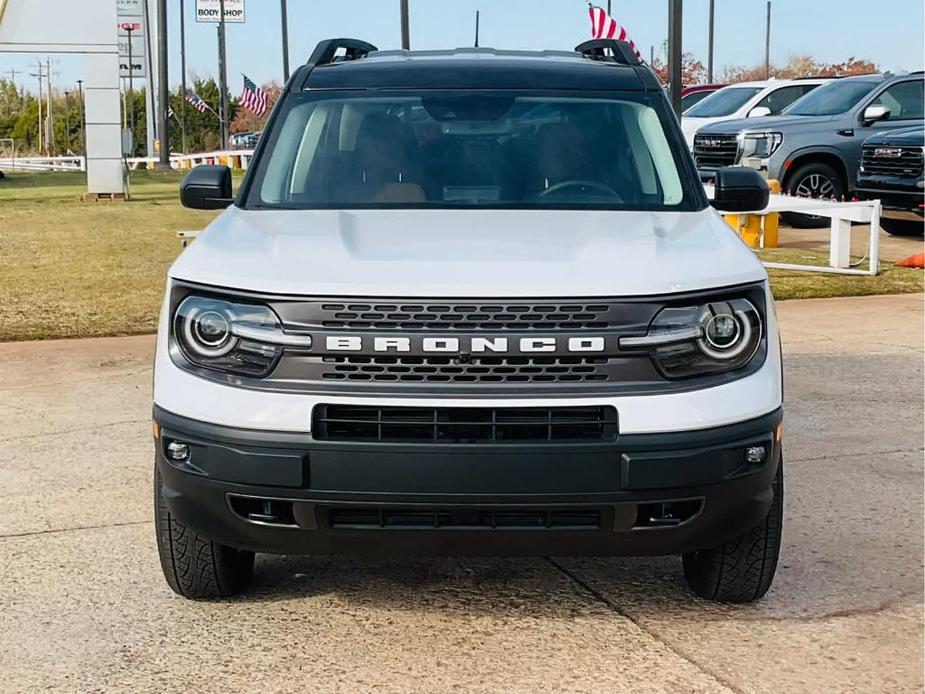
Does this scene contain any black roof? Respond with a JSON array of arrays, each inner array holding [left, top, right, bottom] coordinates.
[[295, 43, 658, 92]]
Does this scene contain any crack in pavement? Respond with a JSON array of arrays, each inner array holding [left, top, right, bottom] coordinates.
[[0, 367, 152, 394], [788, 446, 925, 463], [0, 418, 150, 444], [0, 519, 151, 541], [546, 557, 744, 694]]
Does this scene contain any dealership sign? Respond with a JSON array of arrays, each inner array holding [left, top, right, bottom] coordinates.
[[196, 0, 245, 23]]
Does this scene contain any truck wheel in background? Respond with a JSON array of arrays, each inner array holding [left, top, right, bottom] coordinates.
[[881, 218, 925, 237], [782, 162, 846, 229], [681, 460, 783, 603], [155, 466, 255, 599]]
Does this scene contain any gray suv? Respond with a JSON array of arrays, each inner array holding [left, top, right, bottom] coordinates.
[[694, 73, 924, 226]]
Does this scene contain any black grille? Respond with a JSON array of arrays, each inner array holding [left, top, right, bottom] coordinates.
[[320, 355, 610, 383], [693, 133, 739, 171], [313, 405, 619, 443], [316, 302, 612, 331], [328, 507, 602, 530], [861, 146, 924, 178]]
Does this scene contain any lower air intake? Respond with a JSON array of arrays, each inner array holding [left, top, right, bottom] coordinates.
[[312, 404, 618, 443]]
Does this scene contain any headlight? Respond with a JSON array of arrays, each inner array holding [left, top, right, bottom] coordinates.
[[620, 298, 762, 378], [173, 295, 311, 377], [739, 132, 783, 159]]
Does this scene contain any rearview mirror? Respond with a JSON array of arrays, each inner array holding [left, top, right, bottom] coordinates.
[[180, 165, 233, 209], [711, 167, 770, 213], [862, 104, 890, 125], [747, 106, 771, 118]]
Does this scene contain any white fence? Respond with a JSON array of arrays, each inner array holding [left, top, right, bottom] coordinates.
[[0, 149, 256, 173]]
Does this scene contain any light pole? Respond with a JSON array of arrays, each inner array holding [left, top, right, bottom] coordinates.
[[707, 0, 715, 83], [400, 0, 410, 50], [156, 0, 170, 170], [764, 1, 772, 79], [281, 0, 290, 82], [668, 0, 683, 118]]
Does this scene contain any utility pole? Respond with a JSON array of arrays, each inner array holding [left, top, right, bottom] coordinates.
[[64, 91, 71, 152], [45, 58, 54, 154], [180, 0, 189, 153], [400, 0, 410, 50], [217, 0, 229, 150], [707, 0, 715, 83], [281, 0, 290, 82], [5, 68, 20, 89], [156, 0, 170, 170], [764, 1, 772, 79], [76, 79, 87, 171], [30, 63, 44, 154], [668, 0, 683, 118]]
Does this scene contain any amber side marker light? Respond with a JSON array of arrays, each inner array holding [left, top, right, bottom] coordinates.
[[776, 422, 783, 442]]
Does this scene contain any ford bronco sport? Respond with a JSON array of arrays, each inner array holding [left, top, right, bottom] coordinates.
[[154, 39, 781, 603]]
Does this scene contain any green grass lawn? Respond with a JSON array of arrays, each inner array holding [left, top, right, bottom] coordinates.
[[0, 171, 922, 341]]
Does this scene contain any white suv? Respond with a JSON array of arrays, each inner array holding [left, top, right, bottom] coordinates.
[[682, 78, 829, 147], [153, 39, 783, 604]]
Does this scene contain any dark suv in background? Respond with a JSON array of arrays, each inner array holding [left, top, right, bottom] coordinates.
[[694, 72, 924, 227], [857, 126, 924, 236]]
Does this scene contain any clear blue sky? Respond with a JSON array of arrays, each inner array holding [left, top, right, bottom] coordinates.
[[2, 0, 923, 95]]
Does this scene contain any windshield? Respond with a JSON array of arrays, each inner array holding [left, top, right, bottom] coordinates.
[[247, 91, 692, 210], [684, 86, 762, 117], [784, 79, 878, 116]]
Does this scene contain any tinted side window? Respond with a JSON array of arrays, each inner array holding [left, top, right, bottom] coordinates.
[[754, 85, 812, 114], [870, 80, 924, 120]]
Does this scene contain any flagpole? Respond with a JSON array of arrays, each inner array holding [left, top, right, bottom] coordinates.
[[218, 0, 230, 150], [400, 0, 410, 50], [156, 0, 171, 170], [707, 0, 715, 83], [667, 0, 683, 118]]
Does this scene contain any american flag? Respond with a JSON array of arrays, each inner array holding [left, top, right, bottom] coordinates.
[[186, 91, 209, 114], [240, 75, 268, 117], [588, 3, 642, 60]]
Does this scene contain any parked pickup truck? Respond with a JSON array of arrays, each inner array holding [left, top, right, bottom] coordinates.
[[856, 126, 924, 236], [154, 38, 781, 604]]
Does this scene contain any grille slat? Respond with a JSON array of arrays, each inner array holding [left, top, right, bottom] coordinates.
[[328, 507, 602, 530], [320, 355, 611, 383], [861, 146, 924, 178], [693, 133, 739, 171], [313, 405, 618, 443]]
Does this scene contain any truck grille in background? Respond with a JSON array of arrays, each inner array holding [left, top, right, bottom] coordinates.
[[861, 146, 924, 178], [320, 355, 610, 383], [693, 133, 740, 171], [312, 405, 619, 443], [327, 507, 602, 530], [317, 302, 612, 331]]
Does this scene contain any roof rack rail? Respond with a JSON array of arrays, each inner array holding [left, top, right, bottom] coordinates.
[[307, 38, 378, 68], [575, 39, 641, 67]]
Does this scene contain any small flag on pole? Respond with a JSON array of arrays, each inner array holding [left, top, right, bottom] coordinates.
[[240, 75, 269, 118], [588, 3, 643, 60], [185, 91, 210, 114]]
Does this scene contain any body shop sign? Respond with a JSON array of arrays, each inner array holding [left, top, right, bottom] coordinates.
[[196, 0, 245, 23]]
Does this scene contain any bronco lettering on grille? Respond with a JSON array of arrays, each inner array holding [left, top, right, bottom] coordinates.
[[324, 336, 607, 354]]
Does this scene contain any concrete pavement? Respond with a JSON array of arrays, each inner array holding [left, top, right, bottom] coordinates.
[[0, 294, 922, 693]]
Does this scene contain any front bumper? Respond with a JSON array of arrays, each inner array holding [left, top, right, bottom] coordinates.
[[154, 406, 783, 557], [857, 182, 925, 221]]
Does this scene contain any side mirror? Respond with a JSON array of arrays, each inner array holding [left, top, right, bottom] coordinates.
[[180, 165, 233, 209], [862, 104, 890, 125], [711, 166, 770, 213], [747, 106, 772, 118]]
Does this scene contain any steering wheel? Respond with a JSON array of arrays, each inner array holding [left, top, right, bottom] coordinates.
[[538, 180, 623, 200]]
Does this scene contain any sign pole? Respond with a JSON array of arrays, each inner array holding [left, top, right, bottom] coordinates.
[[218, 0, 229, 150], [156, 0, 171, 170], [77, 79, 88, 172], [125, 25, 135, 145], [180, 0, 189, 153], [707, 0, 715, 83]]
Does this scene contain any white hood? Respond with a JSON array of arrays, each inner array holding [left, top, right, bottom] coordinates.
[[681, 116, 727, 148], [170, 207, 766, 298]]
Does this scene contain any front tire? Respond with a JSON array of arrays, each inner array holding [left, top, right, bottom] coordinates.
[[682, 460, 783, 603], [783, 162, 845, 229], [155, 466, 255, 599], [881, 218, 924, 237]]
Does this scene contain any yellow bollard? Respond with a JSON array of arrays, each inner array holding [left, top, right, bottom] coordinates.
[[763, 179, 781, 248], [740, 214, 762, 248]]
